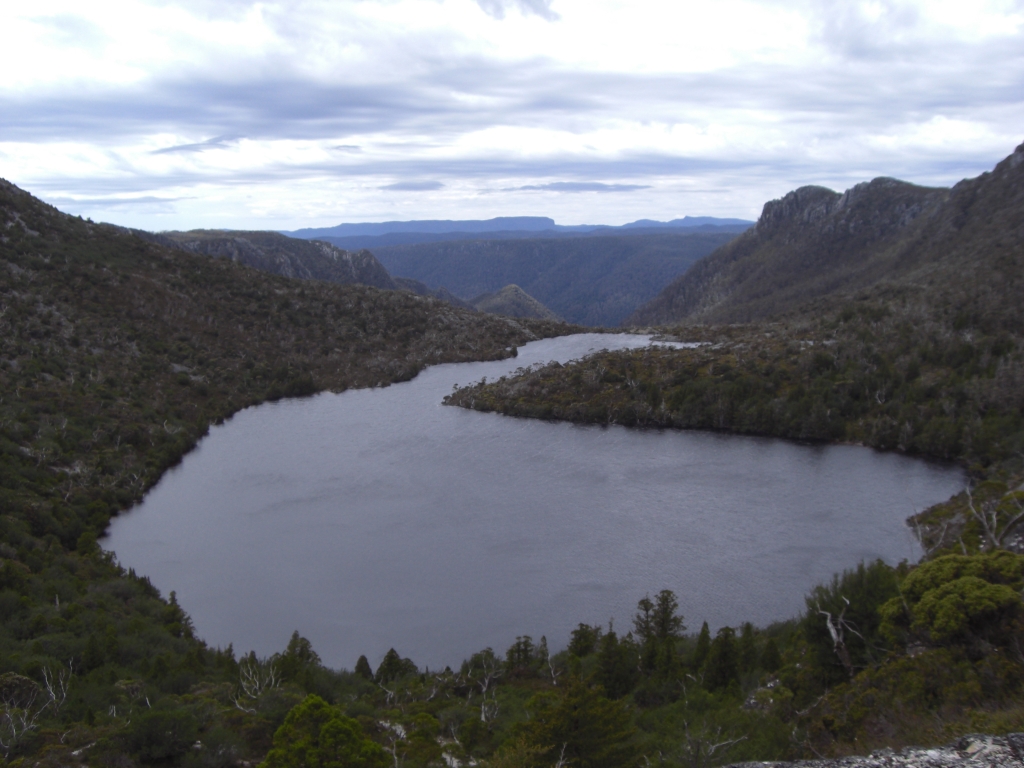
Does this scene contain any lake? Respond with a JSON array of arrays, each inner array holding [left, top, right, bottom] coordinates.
[[103, 333, 964, 671]]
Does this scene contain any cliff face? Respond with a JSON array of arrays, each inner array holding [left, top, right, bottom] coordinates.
[[627, 142, 1024, 327], [159, 230, 398, 290]]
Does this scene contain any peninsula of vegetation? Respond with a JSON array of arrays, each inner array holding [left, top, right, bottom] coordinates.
[[1, 143, 1023, 768]]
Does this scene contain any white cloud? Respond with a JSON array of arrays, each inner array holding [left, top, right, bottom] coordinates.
[[0, 0, 1021, 229]]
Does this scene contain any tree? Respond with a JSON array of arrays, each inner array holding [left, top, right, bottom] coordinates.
[[802, 559, 899, 683], [520, 676, 637, 768], [704, 628, 738, 691], [568, 624, 602, 658], [692, 622, 711, 671], [595, 630, 639, 699], [761, 638, 782, 673], [634, 590, 685, 674], [375, 649, 417, 684], [738, 622, 757, 675], [260, 695, 387, 768], [506, 636, 536, 675], [354, 655, 373, 680]]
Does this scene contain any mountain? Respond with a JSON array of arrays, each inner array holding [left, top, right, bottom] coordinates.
[[0, 177, 582, 767], [154, 229, 397, 290], [471, 284, 561, 320], [393, 277, 476, 310], [369, 231, 742, 327], [286, 217, 753, 250], [303, 221, 749, 251], [627, 142, 1024, 327], [286, 216, 558, 240]]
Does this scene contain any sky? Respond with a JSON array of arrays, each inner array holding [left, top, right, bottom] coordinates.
[[1, 0, 1022, 231]]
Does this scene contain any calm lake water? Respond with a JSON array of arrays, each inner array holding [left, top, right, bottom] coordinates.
[[104, 333, 964, 671]]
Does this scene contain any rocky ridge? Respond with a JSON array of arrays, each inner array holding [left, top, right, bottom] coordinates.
[[155, 229, 398, 290], [627, 141, 1024, 326]]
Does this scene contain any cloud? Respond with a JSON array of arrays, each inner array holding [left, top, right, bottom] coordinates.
[[152, 136, 236, 154], [475, 0, 559, 21], [1, 0, 1022, 231], [45, 195, 194, 215], [515, 182, 651, 192], [379, 180, 445, 191]]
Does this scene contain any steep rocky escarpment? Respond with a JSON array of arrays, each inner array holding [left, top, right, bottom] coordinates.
[[628, 142, 1024, 326], [154, 229, 398, 290]]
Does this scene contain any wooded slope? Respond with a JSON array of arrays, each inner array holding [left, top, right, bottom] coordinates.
[[628, 143, 1024, 328], [370, 231, 740, 327]]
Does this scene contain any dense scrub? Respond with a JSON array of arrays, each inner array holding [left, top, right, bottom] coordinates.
[[0, 179, 575, 766], [447, 303, 1023, 467]]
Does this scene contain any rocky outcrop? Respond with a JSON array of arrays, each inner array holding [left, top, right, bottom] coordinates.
[[627, 141, 1024, 326], [727, 734, 1024, 768], [159, 230, 397, 290]]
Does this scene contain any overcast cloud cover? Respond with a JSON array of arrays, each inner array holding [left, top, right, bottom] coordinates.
[[1, 0, 1022, 230]]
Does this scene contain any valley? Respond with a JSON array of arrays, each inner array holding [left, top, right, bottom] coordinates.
[[0, 140, 1022, 768]]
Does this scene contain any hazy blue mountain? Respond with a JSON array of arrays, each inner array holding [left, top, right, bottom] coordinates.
[[285, 216, 753, 250], [370, 231, 741, 327], [286, 216, 559, 240]]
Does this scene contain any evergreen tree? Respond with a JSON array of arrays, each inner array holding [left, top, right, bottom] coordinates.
[[692, 621, 711, 670], [354, 655, 373, 680], [568, 623, 602, 657], [375, 648, 417, 683], [704, 627, 739, 691], [761, 637, 782, 673], [738, 621, 758, 675], [520, 676, 637, 768], [595, 630, 639, 699], [261, 695, 387, 768]]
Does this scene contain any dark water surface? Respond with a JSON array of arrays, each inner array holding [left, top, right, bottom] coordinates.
[[104, 334, 964, 670]]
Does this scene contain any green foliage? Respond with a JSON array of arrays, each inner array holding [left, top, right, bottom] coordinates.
[[354, 656, 373, 680], [594, 631, 639, 699], [374, 649, 417, 683], [517, 676, 637, 768], [260, 695, 387, 768], [802, 560, 900, 683], [692, 622, 711, 670], [880, 552, 1024, 648], [704, 628, 739, 691], [127, 702, 199, 762], [913, 577, 1020, 643], [0, 179, 571, 767]]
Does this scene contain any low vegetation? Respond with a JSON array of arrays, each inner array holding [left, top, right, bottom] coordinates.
[[2, 143, 1022, 766]]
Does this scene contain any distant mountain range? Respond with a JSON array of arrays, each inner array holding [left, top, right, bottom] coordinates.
[[627, 142, 1024, 329], [369, 231, 742, 327], [284, 216, 752, 250]]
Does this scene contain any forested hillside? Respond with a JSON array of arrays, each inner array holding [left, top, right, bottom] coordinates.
[[628, 142, 1024, 327], [0, 178, 578, 767], [369, 231, 740, 326], [3, 141, 1024, 768], [441, 144, 1024, 761], [470, 284, 561, 320]]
